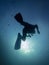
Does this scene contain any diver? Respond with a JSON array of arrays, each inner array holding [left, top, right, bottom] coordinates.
[[14, 13, 40, 50]]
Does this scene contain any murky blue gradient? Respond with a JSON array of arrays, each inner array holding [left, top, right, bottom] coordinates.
[[0, 0, 49, 65]]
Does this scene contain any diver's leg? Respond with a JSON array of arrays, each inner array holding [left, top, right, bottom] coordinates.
[[22, 32, 26, 41], [18, 32, 26, 41], [35, 24, 40, 34], [22, 28, 27, 41], [14, 33, 21, 50]]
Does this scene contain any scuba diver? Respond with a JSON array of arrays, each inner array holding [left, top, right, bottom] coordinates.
[[14, 13, 40, 50]]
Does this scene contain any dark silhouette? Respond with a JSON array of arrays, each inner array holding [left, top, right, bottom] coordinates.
[[14, 13, 40, 50], [15, 33, 21, 50]]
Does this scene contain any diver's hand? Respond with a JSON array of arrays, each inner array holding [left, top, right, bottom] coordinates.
[[38, 31, 40, 34]]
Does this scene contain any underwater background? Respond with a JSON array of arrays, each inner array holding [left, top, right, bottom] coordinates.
[[0, 0, 49, 65]]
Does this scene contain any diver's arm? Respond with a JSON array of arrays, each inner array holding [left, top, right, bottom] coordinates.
[[35, 24, 40, 34]]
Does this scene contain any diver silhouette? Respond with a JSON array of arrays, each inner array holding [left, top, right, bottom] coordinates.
[[14, 13, 40, 50]]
